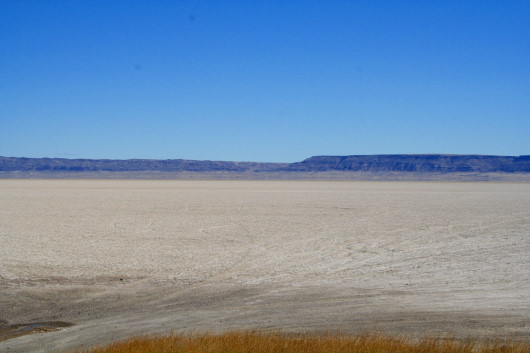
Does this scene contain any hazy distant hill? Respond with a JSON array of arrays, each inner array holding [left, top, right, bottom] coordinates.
[[1, 155, 529, 178], [0, 157, 286, 173]]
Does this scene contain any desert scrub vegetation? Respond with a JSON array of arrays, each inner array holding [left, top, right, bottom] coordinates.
[[79, 331, 530, 353]]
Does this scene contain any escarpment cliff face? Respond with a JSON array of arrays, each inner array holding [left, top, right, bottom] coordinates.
[[0, 154, 529, 175], [284, 155, 530, 173]]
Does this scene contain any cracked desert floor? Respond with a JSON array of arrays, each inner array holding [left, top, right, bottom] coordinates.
[[1, 180, 529, 352]]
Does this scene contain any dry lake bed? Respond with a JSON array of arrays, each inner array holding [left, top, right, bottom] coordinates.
[[0, 180, 529, 352]]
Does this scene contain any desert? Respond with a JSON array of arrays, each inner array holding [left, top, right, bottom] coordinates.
[[0, 179, 529, 352]]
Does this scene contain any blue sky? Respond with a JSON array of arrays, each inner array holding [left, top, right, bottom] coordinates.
[[1, 1, 528, 162]]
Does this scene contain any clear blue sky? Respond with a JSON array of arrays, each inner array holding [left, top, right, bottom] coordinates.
[[1, 1, 528, 162]]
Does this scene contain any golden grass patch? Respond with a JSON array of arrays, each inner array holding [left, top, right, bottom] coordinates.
[[79, 331, 529, 353]]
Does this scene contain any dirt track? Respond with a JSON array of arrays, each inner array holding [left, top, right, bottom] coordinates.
[[1, 180, 529, 352]]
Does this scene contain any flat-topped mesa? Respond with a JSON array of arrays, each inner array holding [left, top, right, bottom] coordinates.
[[284, 154, 530, 173]]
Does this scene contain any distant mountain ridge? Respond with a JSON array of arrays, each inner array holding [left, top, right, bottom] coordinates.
[[1, 154, 529, 174], [289, 154, 530, 173], [0, 156, 285, 172]]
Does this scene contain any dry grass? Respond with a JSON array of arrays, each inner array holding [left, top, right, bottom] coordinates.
[[79, 331, 530, 353]]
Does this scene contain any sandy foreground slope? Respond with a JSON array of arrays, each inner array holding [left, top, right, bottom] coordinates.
[[0, 180, 529, 352]]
